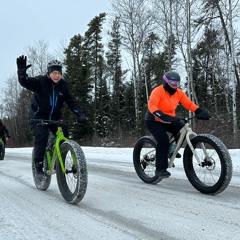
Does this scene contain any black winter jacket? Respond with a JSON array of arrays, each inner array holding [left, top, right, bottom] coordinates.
[[18, 74, 82, 120], [0, 124, 9, 137]]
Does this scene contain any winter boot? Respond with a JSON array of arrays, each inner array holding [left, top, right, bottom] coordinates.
[[34, 158, 45, 178]]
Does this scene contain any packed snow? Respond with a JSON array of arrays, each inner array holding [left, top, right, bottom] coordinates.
[[0, 146, 240, 240]]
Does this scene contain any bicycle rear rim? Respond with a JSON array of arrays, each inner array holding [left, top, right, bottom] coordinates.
[[133, 136, 162, 184], [183, 134, 232, 194], [56, 140, 88, 204]]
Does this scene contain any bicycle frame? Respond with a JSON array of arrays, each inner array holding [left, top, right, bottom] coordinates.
[[45, 126, 68, 175], [168, 121, 204, 168]]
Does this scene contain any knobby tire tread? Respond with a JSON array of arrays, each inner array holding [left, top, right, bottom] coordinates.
[[133, 136, 161, 184], [56, 140, 88, 204], [183, 134, 232, 194]]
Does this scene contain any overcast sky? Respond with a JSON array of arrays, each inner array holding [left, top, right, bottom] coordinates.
[[0, 0, 110, 92]]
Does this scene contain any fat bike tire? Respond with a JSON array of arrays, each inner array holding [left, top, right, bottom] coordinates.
[[32, 149, 52, 191], [0, 143, 5, 160], [56, 140, 88, 204], [183, 134, 232, 195], [133, 136, 162, 184]]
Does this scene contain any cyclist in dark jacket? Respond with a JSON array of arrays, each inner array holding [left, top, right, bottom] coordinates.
[[0, 120, 10, 145], [16, 55, 87, 177]]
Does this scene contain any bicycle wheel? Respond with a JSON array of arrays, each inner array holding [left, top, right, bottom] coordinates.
[[56, 140, 87, 204], [32, 149, 52, 191], [0, 143, 5, 160], [133, 136, 162, 184], [183, 134, 232, 194]]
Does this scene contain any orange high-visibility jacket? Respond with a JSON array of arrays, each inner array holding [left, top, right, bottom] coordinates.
[[148, 85, 198, 121]]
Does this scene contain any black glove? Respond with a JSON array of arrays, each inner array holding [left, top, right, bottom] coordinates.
[[195, 108, 211, 120], [153, 110, 180, 123], [16, 55, 32, 77], [77, 112, 87, 124]]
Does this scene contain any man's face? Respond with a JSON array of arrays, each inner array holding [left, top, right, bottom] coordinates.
[[49, 71, 62, 83]]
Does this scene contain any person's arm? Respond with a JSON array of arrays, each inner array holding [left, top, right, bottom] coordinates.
[[148, 87, 179, 124], [178, 89, 198, 112], [178, 90, 211, 119], [148, 87, 162, 114], [16, 55, 40, 91], [17, 55, 31, 83]]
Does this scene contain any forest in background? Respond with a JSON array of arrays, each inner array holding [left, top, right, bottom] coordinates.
[[1, 0, 240, 148]]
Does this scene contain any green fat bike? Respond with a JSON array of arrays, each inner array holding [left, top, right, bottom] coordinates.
[[30, 119, 88, 204]]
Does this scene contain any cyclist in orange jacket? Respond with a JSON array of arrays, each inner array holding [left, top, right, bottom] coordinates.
[[145, 71, 211, 178]]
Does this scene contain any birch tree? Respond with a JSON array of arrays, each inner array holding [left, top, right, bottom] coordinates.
[[198, 0, 240, 146], [111, 0, 156, 131]]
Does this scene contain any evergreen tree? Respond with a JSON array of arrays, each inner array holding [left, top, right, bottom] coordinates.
[[84, 13, 110, 138], [64, 34, 93, 142], [191, 28, 225, 110], [105, 17, 127, 139]]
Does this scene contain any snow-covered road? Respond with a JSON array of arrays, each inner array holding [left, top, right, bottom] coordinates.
[[0, 147, 240, 240]]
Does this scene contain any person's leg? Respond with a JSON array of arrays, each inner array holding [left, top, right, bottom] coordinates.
[[146, 121, 170, 175], [2, 136, 6, 145], [164, 120, 185, 139], [32, 124, 49, 173], [163, 121, 185, 158]]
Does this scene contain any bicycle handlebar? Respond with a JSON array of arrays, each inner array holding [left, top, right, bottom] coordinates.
[[29, 119, 88, 128], [29, 119, 67, 126], [179, 116, 210, 123]]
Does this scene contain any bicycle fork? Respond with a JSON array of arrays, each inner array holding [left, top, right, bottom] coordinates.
[[54, 140, 78, 174], [184, 127, 210, 165]]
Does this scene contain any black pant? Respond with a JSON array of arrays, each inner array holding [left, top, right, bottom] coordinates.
[[146, 120, 184, 171], [31, 123, 58, 161], [1, 136, 6, 145]]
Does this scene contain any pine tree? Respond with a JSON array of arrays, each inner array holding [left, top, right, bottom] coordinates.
[[105, 17, 127, 139], [64, 34, 93, 142], [191, 28, 225, 110], [84, 13, 110, 138]]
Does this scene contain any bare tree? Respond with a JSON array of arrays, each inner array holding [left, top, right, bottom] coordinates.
[[197, 0, 240, 146], [2, 40, 55, 146], [152, 0, 200, 110], [111, 0, 156, 129], [228, 0, 239, 146], [3, 75, 22, 145], [25, 39, 53, 76]]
